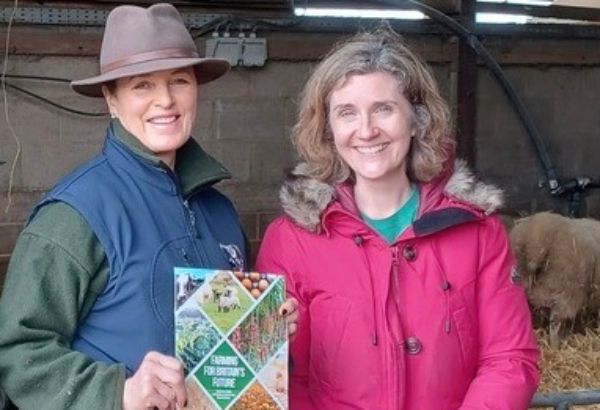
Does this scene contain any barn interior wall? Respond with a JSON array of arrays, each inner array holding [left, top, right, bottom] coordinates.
[[1, 30, 599, 292]]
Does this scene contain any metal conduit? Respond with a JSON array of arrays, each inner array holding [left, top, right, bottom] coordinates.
[[530, 389, 600, 409]]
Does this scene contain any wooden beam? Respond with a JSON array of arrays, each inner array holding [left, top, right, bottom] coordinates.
[[455, 0, 477, 168], [0, 27, 101, 56], [2, 26, 600, 66]]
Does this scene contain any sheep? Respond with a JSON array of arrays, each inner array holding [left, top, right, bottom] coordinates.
[[509, 211, 600, 348], [217, 288, 241, 313], [195, 284, 213, 306], [212, 288, 224, 303]]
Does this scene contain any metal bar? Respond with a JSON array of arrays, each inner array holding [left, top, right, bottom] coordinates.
[[0, 6, 223, 28], [530, 389, 600, 408]]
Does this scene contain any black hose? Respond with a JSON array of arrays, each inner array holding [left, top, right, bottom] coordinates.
[[3, 82, 107, 117], [372, 0, 560, 191]]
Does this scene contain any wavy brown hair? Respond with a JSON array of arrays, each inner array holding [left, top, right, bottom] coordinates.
[[293, 26, 455, 184]]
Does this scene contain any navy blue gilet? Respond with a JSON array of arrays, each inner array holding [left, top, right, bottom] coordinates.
[[32, 126, 246, 374]]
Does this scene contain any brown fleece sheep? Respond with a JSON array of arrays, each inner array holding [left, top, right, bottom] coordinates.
[[509, 211, 600, 348]]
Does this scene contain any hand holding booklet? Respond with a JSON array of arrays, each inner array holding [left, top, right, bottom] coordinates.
[[174, 267, 288, 410]]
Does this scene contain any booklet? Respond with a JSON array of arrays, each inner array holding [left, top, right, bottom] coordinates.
[[174, 267, 288, 410]]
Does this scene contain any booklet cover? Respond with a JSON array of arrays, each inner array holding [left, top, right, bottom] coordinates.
[[174, 267, 288, 410]]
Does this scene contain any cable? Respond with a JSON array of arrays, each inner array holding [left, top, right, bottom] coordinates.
[[191, 17, 230, 38], [2, 73, 72, 82], [2, 0, 21, 214], [372, 0, 560, 192], [0, 74, 107, 116], [191, 15, 305, 38], [3, 82, 107, 117]]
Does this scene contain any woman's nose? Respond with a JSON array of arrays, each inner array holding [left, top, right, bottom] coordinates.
[[154, 84, 175, 107], [357, 116, 379, 139]]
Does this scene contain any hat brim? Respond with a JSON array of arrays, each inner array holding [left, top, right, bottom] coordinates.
[[70, 57, 230, 98]]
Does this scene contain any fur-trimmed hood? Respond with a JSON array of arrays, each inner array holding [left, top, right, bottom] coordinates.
[[280, 159, 504, 232]]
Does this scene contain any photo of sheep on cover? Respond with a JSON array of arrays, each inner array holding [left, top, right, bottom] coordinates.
[[200, 271, 253, 334]]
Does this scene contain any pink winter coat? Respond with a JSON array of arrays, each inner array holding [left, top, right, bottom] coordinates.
[[256, 161, 540, 410]]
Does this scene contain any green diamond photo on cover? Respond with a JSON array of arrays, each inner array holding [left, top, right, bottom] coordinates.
[[174, 267, 288, 410]]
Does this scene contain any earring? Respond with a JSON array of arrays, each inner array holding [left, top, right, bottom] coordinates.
[[110, 112, 117, 118]]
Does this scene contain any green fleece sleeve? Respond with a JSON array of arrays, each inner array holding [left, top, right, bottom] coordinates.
[[0, 202, 126, 410]]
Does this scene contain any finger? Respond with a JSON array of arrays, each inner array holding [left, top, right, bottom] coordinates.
[[288, 322, 298, 337], [154, 369, 186, 408], [149, 354, 187, 407], [279, 298, 298, 316], [148, 351, 185, 373], [145, 388, 171, 410], [151, 379, 178, 410], [139, 354, 185, 409], [285, 308, 299, 324], [171, 379, 188, 408], [145, 354, 185, 386]]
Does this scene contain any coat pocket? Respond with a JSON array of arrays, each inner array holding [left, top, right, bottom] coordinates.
[[449, 287, 477, 375], [309, 294, 352, 389]]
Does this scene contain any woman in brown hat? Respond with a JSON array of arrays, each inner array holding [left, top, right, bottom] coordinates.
[[0, 3, 297, 410]]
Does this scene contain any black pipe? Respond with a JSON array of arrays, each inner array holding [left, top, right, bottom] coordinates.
[[371, 0, 560, 192]]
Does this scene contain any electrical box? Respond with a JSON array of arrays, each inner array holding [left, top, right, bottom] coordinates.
[[206, 35, 267, 67]]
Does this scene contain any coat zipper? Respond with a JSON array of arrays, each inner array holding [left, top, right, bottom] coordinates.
[[182, 199, 197, 235], [390, 246, 405, 410], [180, 193, 208, 266], [391, 246, 401, 316]]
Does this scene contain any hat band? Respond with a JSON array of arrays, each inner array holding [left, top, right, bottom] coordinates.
[[101, 48, 200, 75]]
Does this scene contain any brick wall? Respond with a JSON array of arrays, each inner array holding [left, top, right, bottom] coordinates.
[[3, 33, 600, 293]]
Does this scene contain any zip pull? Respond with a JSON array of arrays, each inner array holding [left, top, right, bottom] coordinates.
[[391, 246, 400, 276], [441, 281, 452, 334], [180, 248, 191, 266], [182, 199, 196, 227]]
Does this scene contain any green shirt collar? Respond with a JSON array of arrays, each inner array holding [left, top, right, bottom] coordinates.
[[111, 119, 231, 195], [362, 186, 420, 243]]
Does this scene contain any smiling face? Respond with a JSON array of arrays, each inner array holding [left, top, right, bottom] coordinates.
[[328, 71, 415, 188], [103, 67, 198, 168]]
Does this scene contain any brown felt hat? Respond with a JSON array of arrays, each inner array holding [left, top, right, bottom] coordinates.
[[71, 3, 230, 97]]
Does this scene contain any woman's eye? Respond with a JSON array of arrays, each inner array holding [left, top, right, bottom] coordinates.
[[339, 110, 356, 119], [172, 77, 191, 85], [132, 81, 152, 90], [376, 105, 392, 114]]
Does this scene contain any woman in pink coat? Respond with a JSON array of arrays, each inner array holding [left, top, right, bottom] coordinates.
[[256, 26, 539, 410]]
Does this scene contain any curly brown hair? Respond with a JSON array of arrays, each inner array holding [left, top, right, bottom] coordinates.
[[293, 25, 455, 184]]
